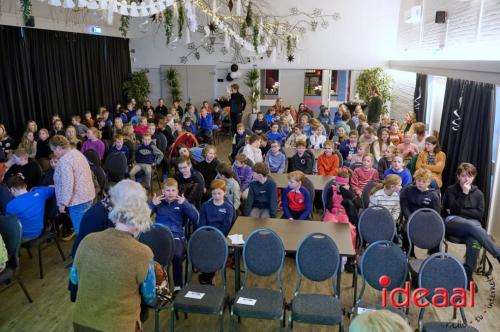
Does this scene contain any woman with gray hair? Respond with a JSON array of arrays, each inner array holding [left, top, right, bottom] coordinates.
[[69, 180, 156, 332]]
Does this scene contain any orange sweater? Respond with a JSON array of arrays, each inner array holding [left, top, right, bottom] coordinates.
[[318, 153, 339, 176], [416, 151, 446, 188]]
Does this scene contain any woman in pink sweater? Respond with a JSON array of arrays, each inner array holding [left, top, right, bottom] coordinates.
[[351, 153, 379, 197]]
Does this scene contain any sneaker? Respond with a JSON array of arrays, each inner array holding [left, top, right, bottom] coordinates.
[[173, 286, 181, 292], [62, 232, 76, 241]]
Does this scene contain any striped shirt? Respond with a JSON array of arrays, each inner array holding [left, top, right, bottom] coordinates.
[[54, 148, 95, 208], [369, 189, 401, 221]]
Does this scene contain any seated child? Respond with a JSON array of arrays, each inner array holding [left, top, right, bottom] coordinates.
[[231, 123, 247, 160], [351, 153, 379, 197], [211, 103, 223, 129], [80, 127, 106, 160], [308, 124, 327, 149], [259, 134, 270, 157], [133, 117, 149, 136], [300, 114, 312, 137], [323, 170, 358, 249], [216, 163, 241, 210], [151, 178, 198, 289], [369, 174, 402, 222], [243, 162, 278, 218], [284, 125, 307, 149], [331, 126, 348, 148], [109, 134, 131, 165], [232, 154, 253, 199], [35, 128, 52, 160], [174, 157, 205, 208], [6, 175, 55, 240], [356, 113, 368, 136], [349, 144, 368, 165], [388, 121, 403, 146], [358, 126, 377, 146], [197, 107, 213, 144], [252, 112, 268, 134], [266, 122, 284, 145], [318, 140, 340, 176], [282, 171, 312, 220], [318, 105, 333, 130], [242, 134, 263, 164], [264, 107, 278, 125], [194, 145, 220, 194], [378, 145, 397, 178], [383, 154, 412, 187], [288, 140, 314, 175], [265, 140, 286, 173], [339, 130, 358, 167], [129, 134, 163, 190], [397, 132, 419, 163]]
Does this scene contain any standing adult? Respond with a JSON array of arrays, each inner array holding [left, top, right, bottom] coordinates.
[[229, 83, 247, 135], [50, 135, 95, 237], [367, 85, 383, 130], [69, 180, 155, 331], [155, 98, 169, 116]]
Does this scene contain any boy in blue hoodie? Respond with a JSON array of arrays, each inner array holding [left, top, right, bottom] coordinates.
[[252, 111, 268, 135], [151, 178, 198, 290], [243, 162, 277, 218], [266, 122, 284, 144], [265, 140, 286, 173], [197, 107, 213, 144], [281, 171, 312, 220]]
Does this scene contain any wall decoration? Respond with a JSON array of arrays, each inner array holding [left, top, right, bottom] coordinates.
[[38, 0, 340, 64]]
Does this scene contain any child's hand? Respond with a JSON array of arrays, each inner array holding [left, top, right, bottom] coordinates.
[[176, 194, 186, 205], [152, 193, 164, 205]]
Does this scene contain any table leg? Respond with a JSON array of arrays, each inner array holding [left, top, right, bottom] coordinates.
[[234, 247, 241, 294], [336, 256, 342, 296]]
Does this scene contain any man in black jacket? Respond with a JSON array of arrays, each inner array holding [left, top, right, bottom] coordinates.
[[229, 83, 246, 135], [443, 163, 500, 280]]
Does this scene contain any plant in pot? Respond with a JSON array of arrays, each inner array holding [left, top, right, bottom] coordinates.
[[164, 68, 182, 104], [244, 68, 260, 113], [123, 70, 151, 108], [356, 67, 393, 115]]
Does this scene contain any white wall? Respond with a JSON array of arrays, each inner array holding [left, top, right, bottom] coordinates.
[[388, 70, 417, 121], [0, 0, 122, 37], [130, 0, 400, 70]]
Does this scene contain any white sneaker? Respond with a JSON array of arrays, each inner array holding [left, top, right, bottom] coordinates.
[[174, 286, 181, 292]]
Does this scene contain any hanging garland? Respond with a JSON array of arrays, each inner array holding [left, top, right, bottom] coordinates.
[[20, 0, 32, 26], [177, 0, 185, 39], [119, 15, 130, 38], [164, 7, 174, 45]]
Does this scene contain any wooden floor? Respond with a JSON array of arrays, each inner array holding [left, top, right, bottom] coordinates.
[[1, 137, 499, 331]]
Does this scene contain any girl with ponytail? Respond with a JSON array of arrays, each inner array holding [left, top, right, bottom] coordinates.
[[369, 174, 402, 221]]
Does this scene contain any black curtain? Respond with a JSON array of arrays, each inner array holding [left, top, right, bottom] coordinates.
[[0, 25, 131, 140], [413, 73, 427, 122], [439, 78, 495, 225]]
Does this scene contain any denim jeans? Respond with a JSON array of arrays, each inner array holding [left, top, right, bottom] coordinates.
[[69, 201, 93, 234]]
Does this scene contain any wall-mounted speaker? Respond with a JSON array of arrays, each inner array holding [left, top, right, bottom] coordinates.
[[435, 11, 447, 24]]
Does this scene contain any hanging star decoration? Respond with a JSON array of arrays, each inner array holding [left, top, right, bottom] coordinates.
[[287, 54, 295, 62], [221, 46, 228, 55], [194, 51, 201, 60], [187, 42, 196, 50], [208, 21, 218, 33], [180, 56, 188, 64]]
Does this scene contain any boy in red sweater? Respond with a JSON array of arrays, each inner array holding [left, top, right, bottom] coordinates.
[[317, 140, 340, 176], [282, 171, 312, 220], [351, 153, 379, 198]]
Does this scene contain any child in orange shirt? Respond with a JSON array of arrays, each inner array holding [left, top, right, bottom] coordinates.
[[317, 140, 340, 176]]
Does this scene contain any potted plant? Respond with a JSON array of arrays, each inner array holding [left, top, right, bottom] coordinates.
[[164, 67, 182, 104], [123, 70, 151, 107], [244, 68, 260, 113], [356, 67, 393, 114]]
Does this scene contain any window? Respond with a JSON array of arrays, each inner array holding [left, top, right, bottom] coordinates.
[[304, 69, 322, 96], [260, 70, 279, 96]]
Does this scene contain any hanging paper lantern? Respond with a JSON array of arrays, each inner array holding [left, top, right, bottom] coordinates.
[[129, 2, 139, 17], [139, 2, 148, 17], [77, 0, 87, 8], [119, 0, 128, 15], [63, 0, 75, 8], [87, 0, 100, 10], [230, 64, 238, 72], [100, 0, 108, 10]]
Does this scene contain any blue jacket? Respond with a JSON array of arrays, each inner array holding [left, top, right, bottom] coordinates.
[[198, 199, 234, 235], [6, 186, 55, 239], [198, 113, 213, 131], [150, 200, 198, 238], [243, 179, 278, 217], [339, 140, 356, 161], [264, 113, 274, 125], [384, 167, 413, 187], [266, 131, 284, 144], [265, 151, 286, 173], [282, 186, 312, 220]]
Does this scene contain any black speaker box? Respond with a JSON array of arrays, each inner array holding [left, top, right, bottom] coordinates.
[[435, 11, 447, 24]]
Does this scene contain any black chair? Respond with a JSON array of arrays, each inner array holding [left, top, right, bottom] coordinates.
[[407, 208, 445, 282], [334, 150, 343, 168], [138, 224, 175, 332], [301, 177, 315, 219], [354, 240, 408, 318], [0, 215, 33, 302], [417, 253, 478, 332], [21, 214, 66, 279], [83, 149, 101, 166], [231, 228, 286, 329], [360, 180, 381, 209], [171, 226, 228, 332], [289, 233, 343, 331], [104, 152, 128, 183], [89, 164, 108, 198]]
